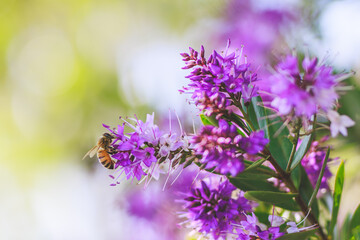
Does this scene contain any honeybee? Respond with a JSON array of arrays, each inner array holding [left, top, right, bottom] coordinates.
[[83, 133, 116, 169]]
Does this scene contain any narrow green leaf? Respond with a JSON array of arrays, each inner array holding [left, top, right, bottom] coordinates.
[[340, 213, 352, 240], [329, 161, 345, 236], [291, 165, 301, 189], [291, 133, 313, 171], [250, 96, 268, 137], [235, 171, 272, 180], [250, 96, 293, 170], [308, 147, 330, 208], [247, 97, 260, 130], [196, 161, 274, 179], [229, 177, 279, 192], [229, 113, 249, 136], [244, 191, 300, 211], [290, 116, 316, 188], [250, 96, 292, 169], [243, 159, 274, 173], [350, 204, 360, 235], [200, 114, 218, 126], [268, 117, 292, 170], [299, 167, 320, 218], [277, 228, 318, 240], [243, 158, 267, 172]]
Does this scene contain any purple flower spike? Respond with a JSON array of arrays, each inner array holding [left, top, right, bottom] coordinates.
[[183, 179, 253, 239], [192, 120, 268, 176], [181, 41, 259, 117], [101, 113, 190, 186]]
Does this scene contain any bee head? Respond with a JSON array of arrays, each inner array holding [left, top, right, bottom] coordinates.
[[103, 133, 114, 139]]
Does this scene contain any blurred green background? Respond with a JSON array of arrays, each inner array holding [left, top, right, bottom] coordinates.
[[0, 0, 223, 182], [1, 0, 360, 239], [0, 0, 224, 239]]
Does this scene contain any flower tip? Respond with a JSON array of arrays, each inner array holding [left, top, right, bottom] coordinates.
[[226, 38, 231, 48], [200, 45, 205, 58]]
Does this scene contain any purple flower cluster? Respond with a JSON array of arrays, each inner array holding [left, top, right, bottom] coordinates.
[[103, 113, 188, 185], [268, 55, 342, 117], [219, 0, 294, 67], [182, 178, 253, 239], [236, 214, 285, 240], [301, 136, 335, 193], [181, 177, 303, 239], [181, 41, 259, 118], [191, 119, 268, 176]]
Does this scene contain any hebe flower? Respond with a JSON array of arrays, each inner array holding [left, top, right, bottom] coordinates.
[[267, 54, 355, 137], [103, 113, 189, 185], [191, 119, 268, 176], [327, 110, 355, 137], [236, 213, 286, 239], [269, 55, 341, 117], [181, 40, 258, 118], [182, 178, 253, 239]]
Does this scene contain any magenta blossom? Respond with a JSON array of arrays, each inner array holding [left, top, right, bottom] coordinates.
[[104, 113, 190, 186], [181, 41, 259, 118], [191, 119, 268, 176], [269, 55, 341, 117], [182, 178, 253, 239]]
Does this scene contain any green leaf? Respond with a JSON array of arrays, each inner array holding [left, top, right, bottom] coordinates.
[[268, 117, 293, 170], [244, 191, 300, 211], [243, 159, 274, 173], [235, 171, 272, 180], [229, 176, 279, 192], [277, 228, 318, 240], [247, 97, 260, 131], [299, 167, 320, 218], [350, 204, 360, 236], [329, 161, 345, 236], [340, 213, 352, 240], [229, 113, 249, 136], [243, 158, 267, 172], [250, 96, 292, 170], [291, 132, 314, 171], [352, 226, 360, 240], [307, 147, 330, 208], [200, 114, 218, 126], [291, 164, 301, 189], [250, 96, 268, 137]]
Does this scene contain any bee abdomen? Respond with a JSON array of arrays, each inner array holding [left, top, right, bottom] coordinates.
[[97, 149, 115, 169]]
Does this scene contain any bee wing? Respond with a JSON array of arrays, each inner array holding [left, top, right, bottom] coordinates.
[[83, 145, 100, 160]]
